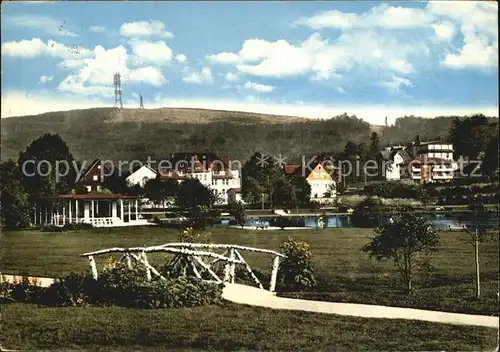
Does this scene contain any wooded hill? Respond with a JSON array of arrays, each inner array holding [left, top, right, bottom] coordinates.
[[1, 107, 495, 163]]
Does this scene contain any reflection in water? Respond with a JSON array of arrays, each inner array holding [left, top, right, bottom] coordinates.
[[221, 212, 497, 230]]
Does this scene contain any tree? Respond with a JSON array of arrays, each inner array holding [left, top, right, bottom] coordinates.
[[480, 134, 499, 178], [449, 114, 497, 160], [351, 197, 384, 228], [362, 212, 440, 292], [144, 178, 178, 208], [272, 178, 296, 208], [461, 196, 498, 298], [0, 160, 31, 229], [241, 152, 283, 206], [368, 132, 381, 159], [102, 171, 133, 195], [229, 201, 247, 228], [290, 175, 311, 206], [241, 176, 261, 204], [175, 179, 220, 229], [18, 133, 76, 211]]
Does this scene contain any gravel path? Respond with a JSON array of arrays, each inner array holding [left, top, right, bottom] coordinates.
[[222, 283, 499, 329]]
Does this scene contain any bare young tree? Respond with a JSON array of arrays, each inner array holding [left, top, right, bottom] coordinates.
[[461, 196, 498, 299]]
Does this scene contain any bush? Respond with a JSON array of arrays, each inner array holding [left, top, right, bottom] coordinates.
[[5, 267, 224, 309], [40, 224, 65, 232], [8, 278, 45, 303], [63, 223, 94, 231], [41, 272, 93, 307], [40, 223, 94, 232], [278, 237, 316, 292], [351, 197, 385, 227]]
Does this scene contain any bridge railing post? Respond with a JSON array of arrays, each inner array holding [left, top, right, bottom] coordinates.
[[269, 255, 280, 292]]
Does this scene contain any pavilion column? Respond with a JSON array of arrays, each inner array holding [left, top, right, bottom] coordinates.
[[128, 200, 131, 222], [45, 206, 48, 225], [56, 206, 60, 226], [91, 200, 95, 220], [62, 201, 66, 225], [33, 204, 37, 225], [75, 200, 79, 223], [120, 199, 124, 222], [135, 199, 138, 221], [69, 199, 72, 223]]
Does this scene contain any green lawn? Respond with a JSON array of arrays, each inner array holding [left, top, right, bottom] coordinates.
[[1, 302, 497, 351], [1, 226, 498, 284], [1, 226, 498, 350]]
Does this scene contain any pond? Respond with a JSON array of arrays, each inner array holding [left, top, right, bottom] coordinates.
[[219, 212, 498, 230]]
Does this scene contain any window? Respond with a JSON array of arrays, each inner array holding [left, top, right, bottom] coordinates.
[[97, 165, 101, 169], [93, 175, 98, 181], [86, 186, 91, 192]]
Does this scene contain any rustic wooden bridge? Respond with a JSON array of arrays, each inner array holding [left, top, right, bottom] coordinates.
[[81, 243, 285, 292]]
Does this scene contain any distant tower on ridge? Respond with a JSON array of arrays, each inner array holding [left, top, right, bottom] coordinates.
[[113, 73, 123, 109], [139, 94, 144, 109]]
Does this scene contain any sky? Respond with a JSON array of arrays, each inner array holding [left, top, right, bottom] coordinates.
[[1, 1, 498, 124]]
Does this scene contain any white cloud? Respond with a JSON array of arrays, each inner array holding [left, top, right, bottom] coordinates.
[[206, 52, 241, 64], [57, 44, 168, 96], [1, 38, 93, 59], [89, 25, 107, 33], [338, 87, 347, 94], [225, 72, 239, 82], [4, 90, 497, 125], [39, 75, 54, 84], [431, 21, 456, 41], [208, 31, 423, 81], [120, 20, 173, 38], [182, 67, 213, 84], [294, 4, 435, 30], [3, 14, 78, 37], [427, 2, 497, 70], [379, 75, 412, 93], [244, 81, 274, 93], [128, 39, 173, 65], [175, 54, 187, 63]]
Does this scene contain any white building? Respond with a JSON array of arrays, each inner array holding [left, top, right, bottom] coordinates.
[[284, 160, 336, 203], [126, 164, 157, 187], [158, 152, 241, 204], [417, 142, 455, 161], [380, 149, 411, 181]]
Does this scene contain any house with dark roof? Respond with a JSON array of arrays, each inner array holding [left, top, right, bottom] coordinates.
[[157, 152, 241, 204], [283, 157, 338, 202]]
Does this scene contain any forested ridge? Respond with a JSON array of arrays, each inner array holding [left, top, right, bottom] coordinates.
[[1, 107, 497, 163]]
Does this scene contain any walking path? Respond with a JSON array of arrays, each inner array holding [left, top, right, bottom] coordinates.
[[222, 283, 499, 329], [3, 274, 497, 329]]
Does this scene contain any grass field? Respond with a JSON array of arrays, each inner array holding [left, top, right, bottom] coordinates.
[[1, 226, 498, 350], [1, 303, 498, 351]]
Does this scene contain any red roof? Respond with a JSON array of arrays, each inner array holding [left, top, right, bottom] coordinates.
[[284, 164, 302, 175], [227, 188, 241, 193], [55, 194, 137, 199]]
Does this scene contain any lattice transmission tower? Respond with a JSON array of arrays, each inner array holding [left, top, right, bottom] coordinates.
[[113, 73, 123, 109]]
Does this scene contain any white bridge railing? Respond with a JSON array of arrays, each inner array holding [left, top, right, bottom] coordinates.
[[82, 243, 285, 292]]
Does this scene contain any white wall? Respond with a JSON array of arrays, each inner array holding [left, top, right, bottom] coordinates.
[[308, 179, 336, 199], [126, 166, 157, 187]]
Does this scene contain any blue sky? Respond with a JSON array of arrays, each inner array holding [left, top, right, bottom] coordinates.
[[1, 1, 498, 124]]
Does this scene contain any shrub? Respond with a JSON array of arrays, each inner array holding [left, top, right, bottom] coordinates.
[[40, 224, 65, 232], [41, 272, 94, 307], [351, 196, 385, 227], [63, 223, 94, 231], [278, 237, 316, 292], [0, 281, 14, 303], [9, 278, 45, 303]]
